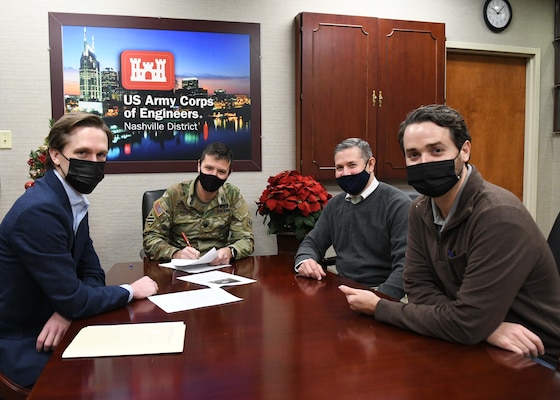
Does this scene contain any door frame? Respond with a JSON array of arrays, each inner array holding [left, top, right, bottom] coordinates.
[[446, 41, 541, 218]]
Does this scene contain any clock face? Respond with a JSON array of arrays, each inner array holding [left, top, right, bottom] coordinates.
[[484, 0, 512, 32]]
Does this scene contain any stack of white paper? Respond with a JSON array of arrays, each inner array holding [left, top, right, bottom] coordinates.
[[158, 247, 230, 273], [149, 288, 242, 313]]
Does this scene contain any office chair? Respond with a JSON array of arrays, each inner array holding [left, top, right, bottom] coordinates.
[[547, 211, 560, 274], [0, 371, 30, 400], [141, 189, 166, 230], [140, 189, 166, 259]]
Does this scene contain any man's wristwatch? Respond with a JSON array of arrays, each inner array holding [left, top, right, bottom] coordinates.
[[229, 246, 237, 260]]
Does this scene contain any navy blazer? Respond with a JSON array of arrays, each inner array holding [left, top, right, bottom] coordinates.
[[0, 170, 129, 387]]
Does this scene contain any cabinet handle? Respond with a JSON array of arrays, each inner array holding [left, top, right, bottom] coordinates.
[[312, 160, 335, 170], [372, 90, 377, 107], [378, 91, 383, 108]]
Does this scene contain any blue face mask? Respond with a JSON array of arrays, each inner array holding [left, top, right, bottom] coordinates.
[[336, 169, 370, 195]]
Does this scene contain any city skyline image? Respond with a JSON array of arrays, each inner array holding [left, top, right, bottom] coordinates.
[[62, 25, 252, 97], [49, 13, 261, 173]]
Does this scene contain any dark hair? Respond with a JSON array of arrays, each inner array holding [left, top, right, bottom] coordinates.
[[200, 142, 234, 165], [334, 138, 373, 164], [397, 104, 471, 154], [46, 113, 113, 170]]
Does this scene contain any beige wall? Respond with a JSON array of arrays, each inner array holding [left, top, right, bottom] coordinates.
[[0, 0, 558, 270]]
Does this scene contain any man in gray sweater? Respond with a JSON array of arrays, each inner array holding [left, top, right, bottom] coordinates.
[[295, 138, 412, 300], [339, 105, 560, 369]]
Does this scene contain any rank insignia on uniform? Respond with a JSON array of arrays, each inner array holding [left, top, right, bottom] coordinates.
[[154, 200, 165, 217], [145, 215, 155, 226], [218, 204, 231, 213]]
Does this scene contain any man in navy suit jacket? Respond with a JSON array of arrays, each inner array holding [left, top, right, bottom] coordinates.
[[0, 113, 159, 388]]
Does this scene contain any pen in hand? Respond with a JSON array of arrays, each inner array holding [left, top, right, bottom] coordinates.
[[179, 232, 199, 259], [181, 232, 191, 247]]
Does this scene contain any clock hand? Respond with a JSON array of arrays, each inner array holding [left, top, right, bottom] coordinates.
[[497, 5, 505, 14]]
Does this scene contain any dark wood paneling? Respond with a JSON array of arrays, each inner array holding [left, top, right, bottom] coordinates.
[[297, 13, 377, 180], [296, 13, 445, 181], [376, 19, 446, 179]]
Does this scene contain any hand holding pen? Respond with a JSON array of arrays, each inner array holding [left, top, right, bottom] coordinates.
[[181, 232, 191, 247], [173, 232, 200, 259]]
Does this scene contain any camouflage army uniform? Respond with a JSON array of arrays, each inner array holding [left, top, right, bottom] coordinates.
[[143, 179, 254, 261]]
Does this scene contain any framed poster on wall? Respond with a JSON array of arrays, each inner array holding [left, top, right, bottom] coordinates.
[[48, 12, 261, 173]]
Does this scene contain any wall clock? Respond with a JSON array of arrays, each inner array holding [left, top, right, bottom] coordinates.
[[483, 0, 512, 33]]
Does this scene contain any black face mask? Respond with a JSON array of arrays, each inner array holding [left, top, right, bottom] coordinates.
[[406, 156, 461, 198], [336, 169, 370, 195], [61, 154, 106, 194], [198, 171, 226, 193]]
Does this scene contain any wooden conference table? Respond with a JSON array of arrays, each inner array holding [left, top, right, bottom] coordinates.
[[29, 255, 560, 399]]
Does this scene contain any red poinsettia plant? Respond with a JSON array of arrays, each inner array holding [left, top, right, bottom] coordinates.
[[256, 170, 332, 240]]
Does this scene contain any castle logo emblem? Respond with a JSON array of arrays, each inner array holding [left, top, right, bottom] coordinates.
[[121, 50, 175, 90]]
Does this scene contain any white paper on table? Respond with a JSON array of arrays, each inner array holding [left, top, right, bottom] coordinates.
[[148, 287, 242, 313], [177, 270, 256, 288], [62, 321, 186, 358], [170, 263, 231, 273], [158, 247, 231, 273]]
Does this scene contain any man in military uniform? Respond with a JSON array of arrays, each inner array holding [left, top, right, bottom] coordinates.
[[143, 142, 254, 264]]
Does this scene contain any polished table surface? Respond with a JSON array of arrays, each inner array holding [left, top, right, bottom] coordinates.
[[29, 255, 560, 399]]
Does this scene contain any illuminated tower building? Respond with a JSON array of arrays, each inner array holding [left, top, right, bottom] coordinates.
[[182, 77, 199, 91], [101, 67, 119, 100], [180, 77, 208, 98], [79, 27, 102, 101], [214, 89, 227, 102]]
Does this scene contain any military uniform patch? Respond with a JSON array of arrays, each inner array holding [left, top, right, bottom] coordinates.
[[154, 200, 165, 217], [145, 214, 155, 226], [218, 204, 231, 213]]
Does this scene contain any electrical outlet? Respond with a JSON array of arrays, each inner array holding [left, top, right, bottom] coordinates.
[[0, 130, 12, 149]]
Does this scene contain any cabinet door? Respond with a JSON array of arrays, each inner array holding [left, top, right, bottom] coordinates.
[[296, 14, 445, 182], [375, 19, 445, 180], [296, 13, 378, 180]]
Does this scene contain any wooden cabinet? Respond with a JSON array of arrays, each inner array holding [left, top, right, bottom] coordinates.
[[295, 13, 445, 181]]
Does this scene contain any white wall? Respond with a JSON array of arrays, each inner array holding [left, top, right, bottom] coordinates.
[[0, 0, 557, 271]]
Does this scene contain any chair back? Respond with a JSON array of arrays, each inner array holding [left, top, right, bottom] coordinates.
[[0, 371, 30, 400], [142, 189, 166, 230], [547, 211, 560, 274]]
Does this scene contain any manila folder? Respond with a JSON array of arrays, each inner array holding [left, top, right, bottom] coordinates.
[[62, 321, 186, 358]]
